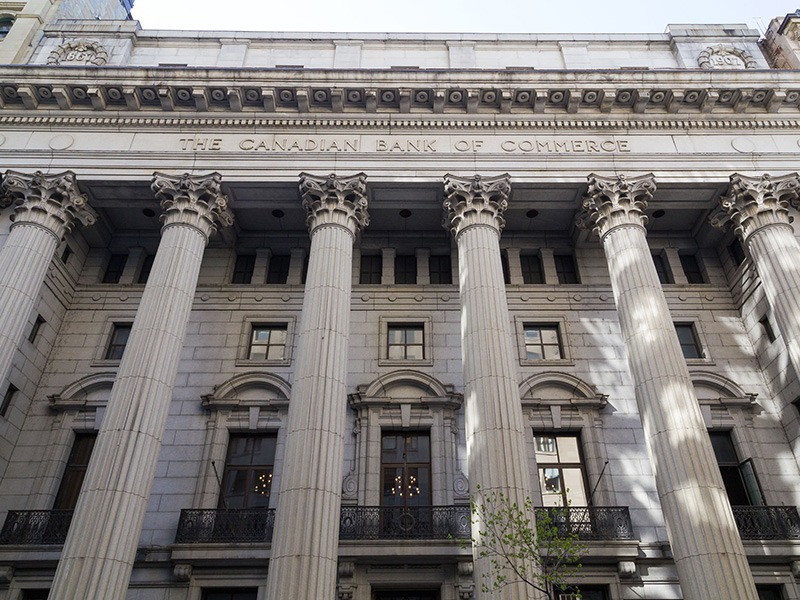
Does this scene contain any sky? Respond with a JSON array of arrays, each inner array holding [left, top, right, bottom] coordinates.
[[130, 0, 797, 34]]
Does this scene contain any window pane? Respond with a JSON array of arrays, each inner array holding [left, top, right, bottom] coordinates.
[[229, 437, 253, 465], [251, 436, 277, 465], [407, 466, 430, 506], [556, 436, 581, 463], [221, 469, 248, 508], [388, 345, 405, 359], [540, 468, 563, 506], [709, 431, 738, 464], [526, 347, 543, 360], [270, 328, 287, 345], [250, 468, 273, 507], [540, 328, 559, 344], [739, 459, 765, 506], [543, 345, 560, 359], [406, 345, 424, 360], [383, 466, 405, 506], [388, 329, 405, 344], [267, 255, 291, 284], [267, 345, 284, 360], [381, 435, 403, 462], [253, 328, 271, 342], [405, 434, 430, 462], [525, 329, 541, 343], [680, 254, 705, 284], [249, 346, 267, 360], [406, 328, 423, 344], [563, 468, 588, 506], [521, 254, 543, 284], [535, 436, 556, 457]]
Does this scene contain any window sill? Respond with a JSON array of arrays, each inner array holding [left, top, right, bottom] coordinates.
[[378, 358, 434, 368], [235, 358, 291, 368], [519, 359, 575, 367]]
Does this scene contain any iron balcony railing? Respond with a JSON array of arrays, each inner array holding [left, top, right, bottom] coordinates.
[[0, 510, 73, 545], [732, 506, 800, 540], [536, 506, 635, 541], [339, 505, 471, 540], [6, 504, 799, 546], [175, 508, 276, 543]]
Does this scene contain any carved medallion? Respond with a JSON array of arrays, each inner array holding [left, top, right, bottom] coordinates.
[[697, 45, 757, 70], [47, 40, 108, 66]]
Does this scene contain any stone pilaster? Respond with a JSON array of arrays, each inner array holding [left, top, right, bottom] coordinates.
[[443, 173, 533, 600], [49, 172, 233, 600], [579, 173, 757, 600], [266, 172, 368, 600], [713, 174, 800, 382], [0, 170, 96, 390]]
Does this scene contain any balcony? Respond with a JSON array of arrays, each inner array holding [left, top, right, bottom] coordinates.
[[339, 505, 471, 540], [175, 508, 276, 543], [0, 510, 73, 545], [535, 507, 635, 541], [6, 505, 799, 548], [732, 506, 800, 540]]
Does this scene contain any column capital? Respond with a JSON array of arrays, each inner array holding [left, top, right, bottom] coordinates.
[[152, 172, 234, 240], [299, 172, 369, 237], [710, 173, 800, 240], [577, 173, 656, 238], [1, 170, 97, 240], [442, 173, 511, 238]]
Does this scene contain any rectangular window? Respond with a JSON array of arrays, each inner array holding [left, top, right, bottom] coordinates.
[[301, 254, 309, 284], [105, 323, 132, 360], [22, 591, 51, 600], [395, 255, 417, 284], [652, 253, 672, 284], [709, 431, 764, 506], [0, 384, 18, 418], [429, 255, 452, 284], [360, 254, 382, 284], [387, 324, 424, 360], [501, 251, 511, 284], [756, 585, 785, 600], [554, 254, 579, 284], [248, 325, 287, 360], [60, 245, 73, 264], [220, 434, 277, 508], [102, 254, 127, 284], [138, 254, 155, 284], [524, 324, 562, 360], [381, 432, 431, 507], [53, 433, 97, 510], [674, 323, 702, 359], [266, 254, 291, 284], [534, 433, 589, 507], [729, 239, 746, 267], [556, 586, 608, 600], [202, 589, 259, 600], [232, 254, 256, 284], [28, 315, 45, 343], [374, 592, 438, 600], [680, 254, 705, 284], [760, 316, 777, 343], [521, 254, 543, 284]]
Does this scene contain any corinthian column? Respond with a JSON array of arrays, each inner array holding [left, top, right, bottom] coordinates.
[[0, 171, 96, 389], [442, 174, 533, 600], [712, 173, 800, 379], [49, 173, 233, 600], [578, 174, 757, 600], [266, 172, 368, 600]]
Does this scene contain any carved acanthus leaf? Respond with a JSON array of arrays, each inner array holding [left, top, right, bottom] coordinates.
[[152, 171, 234, 239], [442, 173, 511, 237], [714, 173, 800, 240], [299, 172, 369, 235], [1, 170, 97, 239], [577, 173, 656, 237]]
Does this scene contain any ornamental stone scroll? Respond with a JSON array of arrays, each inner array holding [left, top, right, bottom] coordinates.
[[47, 40, 109, 66]]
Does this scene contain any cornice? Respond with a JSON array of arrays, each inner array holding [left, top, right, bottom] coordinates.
[[2, 114, 800, 131], [2, 66, 800, 118]]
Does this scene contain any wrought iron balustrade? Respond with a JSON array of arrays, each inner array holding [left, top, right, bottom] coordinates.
[[732, 506, 800, 540], [535, 506, 634, 541], [339, 505, 471, 540], [175, 508, 275, 543], [0, 510, 73, 545]]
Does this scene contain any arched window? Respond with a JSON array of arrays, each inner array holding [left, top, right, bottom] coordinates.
[[0, 18, 14, 40]]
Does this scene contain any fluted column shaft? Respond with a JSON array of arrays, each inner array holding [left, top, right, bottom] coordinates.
[[443, 174, 533, 600], [0, 170, 96, 390], [266, 172, 368, 600], [580, 174, 756, 600], [714, 173, 800, 382], [49, 172, 232, 600]]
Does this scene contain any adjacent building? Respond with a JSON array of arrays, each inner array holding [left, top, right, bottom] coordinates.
[[0, 2, 799, 599]]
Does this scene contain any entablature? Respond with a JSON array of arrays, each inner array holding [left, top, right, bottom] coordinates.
[[2, 67, 800, 117]]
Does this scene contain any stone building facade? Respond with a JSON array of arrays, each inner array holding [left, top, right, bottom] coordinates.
[[0, 2, 799, 599]]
